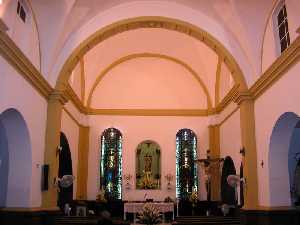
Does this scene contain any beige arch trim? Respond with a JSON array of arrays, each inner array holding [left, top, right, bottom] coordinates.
[[214, 55, 223, 106], [80, 57, 86, 102], [86, 53, 213, 109], [55, 16, 247, 92]]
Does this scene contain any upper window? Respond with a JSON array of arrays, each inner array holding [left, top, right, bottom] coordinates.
[[276, 3, 290, 53], [17, 1, 27, 23], [176, 129, 198, 199], [100, 128, 122, 200]]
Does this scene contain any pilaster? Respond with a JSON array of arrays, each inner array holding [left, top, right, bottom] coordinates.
[[234, 92, 259, 209], [42, 91, 68, 208]]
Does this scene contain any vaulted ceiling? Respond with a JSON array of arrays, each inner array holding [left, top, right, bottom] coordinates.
[[27, 0, 276, 111]]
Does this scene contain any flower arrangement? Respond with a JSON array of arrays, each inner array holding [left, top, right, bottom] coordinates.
[[188, 191, 198, 208], [96, 188, 107, 203], [137, 203, 161, 225]]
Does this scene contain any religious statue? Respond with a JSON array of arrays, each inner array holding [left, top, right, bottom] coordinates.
[[136, 141, 161, 189]]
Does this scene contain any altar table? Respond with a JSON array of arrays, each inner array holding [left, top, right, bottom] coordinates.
[[124, 202, 174, 223]]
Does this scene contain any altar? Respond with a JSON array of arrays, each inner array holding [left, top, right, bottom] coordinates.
[[124, 202, 174, 223]]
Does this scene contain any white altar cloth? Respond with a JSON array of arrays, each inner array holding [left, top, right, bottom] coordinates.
[[124, 202, 174, 223]]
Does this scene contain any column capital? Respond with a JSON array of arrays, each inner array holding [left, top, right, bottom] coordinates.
[[233, 91, 253, 105], [48, 90, 69, 105]]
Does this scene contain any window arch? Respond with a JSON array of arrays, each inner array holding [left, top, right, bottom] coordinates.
[[176, 129, 198, 199], [273, 1, 290, 53], [100, 128, 122, 200]]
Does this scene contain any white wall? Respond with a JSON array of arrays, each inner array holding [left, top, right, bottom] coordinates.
[[220, 109, 242, 172], [87, 115, 209, 201], [0, 0, 40, 70], [255, 61, 300, 206], [0, 55, 47, 207]]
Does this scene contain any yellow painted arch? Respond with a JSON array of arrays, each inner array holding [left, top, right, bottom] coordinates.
[[55, 16, 248, 93], [86, 53, 213, 109]]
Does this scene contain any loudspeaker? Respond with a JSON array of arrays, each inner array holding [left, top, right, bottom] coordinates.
[[41, 164, 49, 191]]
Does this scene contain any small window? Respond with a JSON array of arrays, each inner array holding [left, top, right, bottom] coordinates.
[[276, 4, 290, 53], [17, 1, 26, 23]]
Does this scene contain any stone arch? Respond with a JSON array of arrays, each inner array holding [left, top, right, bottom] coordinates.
[[54, 16, 248, 94], [0, 108, 32, 207]]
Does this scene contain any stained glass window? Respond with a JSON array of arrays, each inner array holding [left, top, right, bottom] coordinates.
[[100, 128, 122, 200], [176, 129, 198, 199]]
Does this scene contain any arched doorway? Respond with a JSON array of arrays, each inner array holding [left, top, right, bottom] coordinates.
[[269, 112, 300, 206], [221, 156, 236, 206], [57, 132, 73, 209], [0, 108, 32, 207]]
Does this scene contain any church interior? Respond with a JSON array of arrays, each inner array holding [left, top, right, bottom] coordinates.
[[0, 1, 300, 225]]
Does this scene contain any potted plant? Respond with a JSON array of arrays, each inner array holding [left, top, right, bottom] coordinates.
[[137, 203, 162, 225]]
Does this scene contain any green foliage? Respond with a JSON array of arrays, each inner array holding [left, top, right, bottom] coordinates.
[[137, 203, 161, 225]]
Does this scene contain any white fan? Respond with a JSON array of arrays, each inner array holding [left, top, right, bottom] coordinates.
[[57, 175, 75, 188], [227, 175, 245, 187]]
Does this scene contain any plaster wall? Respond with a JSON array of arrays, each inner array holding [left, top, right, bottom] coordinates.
[[90, 57, 208, 109], [0, 55, 47, 207], [255, 61, 300, 206], [87, 115, 209, 201]]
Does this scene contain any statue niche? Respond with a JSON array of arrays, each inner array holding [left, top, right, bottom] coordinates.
[[136, 141, 161, 189]]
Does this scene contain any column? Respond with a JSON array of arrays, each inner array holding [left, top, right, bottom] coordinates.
[[235, 92, 259, 209], [76, 125, 90, 200], [208, 124, 221, 201], [42, 91, 68, 208]]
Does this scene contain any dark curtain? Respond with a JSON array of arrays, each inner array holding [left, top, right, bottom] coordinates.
[[240, 163, 244, 207], [221, 156, 236, 205], [58, 132, 73, 209]]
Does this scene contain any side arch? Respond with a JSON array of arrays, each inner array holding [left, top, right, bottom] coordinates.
[[0, 108, 32, 207], [269, 112, 300, 206]]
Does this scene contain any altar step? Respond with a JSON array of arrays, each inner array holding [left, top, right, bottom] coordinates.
[[55, 216, 130, 225], [173, 216, 240, 225], [55, 216, 97, 225]]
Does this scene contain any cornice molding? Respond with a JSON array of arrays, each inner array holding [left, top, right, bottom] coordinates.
[[48, 90, 69, 105], [0, 30, 53, 99], [233, 91, 253, 105], [215, 85, 239, 113], [86, 108, 211, 117], [250, 36, 300, 99], [0, 19, 8, 32]]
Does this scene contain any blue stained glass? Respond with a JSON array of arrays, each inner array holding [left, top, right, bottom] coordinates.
[[100, 128, 122, 200], [176, 129, 198, 199]]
